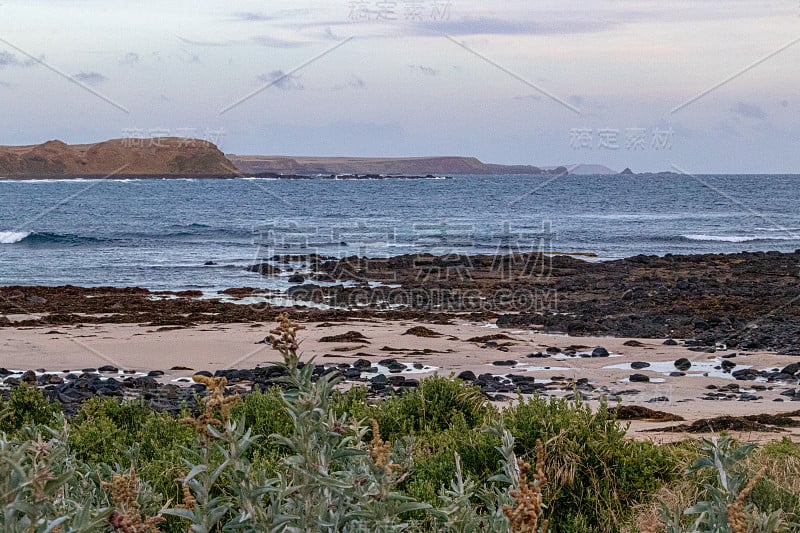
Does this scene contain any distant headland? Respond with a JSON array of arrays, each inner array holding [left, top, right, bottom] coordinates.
[[0, 138, 637, 179], [0, 138, 235, 178]]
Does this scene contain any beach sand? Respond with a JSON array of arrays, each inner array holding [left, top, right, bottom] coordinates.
[[3, 318, 799, 442]]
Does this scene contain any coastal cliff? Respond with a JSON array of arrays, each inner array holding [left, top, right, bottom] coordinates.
[[0, 138, 236, 177]]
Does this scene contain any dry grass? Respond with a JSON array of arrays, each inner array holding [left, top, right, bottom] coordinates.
[[629, 477, 701, 533], [180, 374, 239, 438], [102, 468, 165, 533], [727, 466, 767, 533], [504, 440, 549, 533]]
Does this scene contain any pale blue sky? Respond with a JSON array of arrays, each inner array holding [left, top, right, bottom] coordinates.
[[0, 0, 798, 172]]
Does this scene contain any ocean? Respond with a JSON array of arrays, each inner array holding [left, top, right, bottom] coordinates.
[[2, 174, 799, 292]]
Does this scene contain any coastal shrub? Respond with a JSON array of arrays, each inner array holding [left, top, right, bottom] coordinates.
[[229, 385, 292, 448], [504, 395, 680, 532], [165, 315, 433, 531], [0, 383, 60, 433], [402, 414, 503, 506], [0, 426, 110, 531], [372, 374, 491, 440], [68, 397, 197, 500]]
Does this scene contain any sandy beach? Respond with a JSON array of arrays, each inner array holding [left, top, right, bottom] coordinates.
[[4, 318, 800, 442]]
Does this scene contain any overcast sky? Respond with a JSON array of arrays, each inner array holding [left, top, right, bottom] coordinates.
[[0, 0, 798, 172]]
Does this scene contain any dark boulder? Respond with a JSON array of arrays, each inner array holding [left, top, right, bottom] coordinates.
[[591, 347, 610, 357]]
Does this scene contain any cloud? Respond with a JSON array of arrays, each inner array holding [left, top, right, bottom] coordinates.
[[257, 70, 304, 90], [410, 16, 616, 36], [73, 71, 106, 85], [231, 12, 276, 22], [408, 64, 439, 76], [567, 95, 584, 107], [0, 50, 39, 68], [0, 80, 10, 88], [512, 94, 542, 101], [179, 49, 201, 64], [732, 101, 767, 120], [0, 50, 17, 66], [251, 35, 307, 48], [178, 34, 307, 49], [329, 75, 366, 91], [120, 52, 139, 65]]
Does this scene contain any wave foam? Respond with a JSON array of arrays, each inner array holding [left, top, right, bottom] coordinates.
[[682, 234, 796, 243], [0, 231, 31, 244]]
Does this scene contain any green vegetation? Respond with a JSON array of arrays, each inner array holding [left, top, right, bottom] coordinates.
[[0, 316, 797, 532]]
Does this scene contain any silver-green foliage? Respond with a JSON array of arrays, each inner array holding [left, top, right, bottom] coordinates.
[[662, 437, 788, 533], [0, 422, 109, 532]]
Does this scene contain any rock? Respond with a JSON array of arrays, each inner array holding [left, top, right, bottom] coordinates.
[[387, 375, 405, 386], [669, 372, 686, 377], [387, 362, 405, 373], [492, 360, 517, 366], [131, 376, 159, 389], [204, 261, 217, 266], [457, 370, 477, 382], [344, 368, 361, 380], [674, 358, 692, 371], [348, 359, 369, 371], [663, 339, 678, 346], [738, 393, 760, 401], [591, 347, 609, 357], [720, 360, 736, 372], [629, 373, 650, 383], [732, 368, 759, 381], [631, 361, 651, 369], [147, 370, 165, 377], [20, 370, 37, 384], [370, 374, 388, 385], [781, 362, 800, 376], [98, 365, 118, 373], [287, 273, 305, 283]]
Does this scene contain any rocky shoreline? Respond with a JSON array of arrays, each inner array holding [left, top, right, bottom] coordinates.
[[3, 250, 800, 353]]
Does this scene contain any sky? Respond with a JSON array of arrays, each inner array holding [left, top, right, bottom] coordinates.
[[0, 0, 798, 173]]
